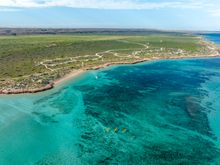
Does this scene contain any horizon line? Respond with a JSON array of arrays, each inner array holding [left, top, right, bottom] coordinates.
[[0, 27, 219, 33]]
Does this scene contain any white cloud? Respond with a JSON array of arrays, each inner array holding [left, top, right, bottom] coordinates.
[[0, 0, 214, 9], [0, 0, 219, 16], [209, 9, 220, 17]]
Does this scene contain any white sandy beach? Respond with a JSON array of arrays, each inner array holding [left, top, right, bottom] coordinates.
[[54, 69, 85, 86]]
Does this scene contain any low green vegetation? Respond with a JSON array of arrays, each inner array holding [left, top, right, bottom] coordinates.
[[0, 34, 218, 90]]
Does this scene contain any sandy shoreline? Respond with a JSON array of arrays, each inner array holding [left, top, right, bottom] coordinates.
[[53, 69, 85, 86], [0, 54, 219, 95]]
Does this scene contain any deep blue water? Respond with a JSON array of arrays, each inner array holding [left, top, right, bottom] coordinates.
[[0, 57, 220, 164], [199, 33, 220, 44]]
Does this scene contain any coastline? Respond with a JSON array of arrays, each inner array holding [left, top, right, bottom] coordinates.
[[53, 69, 85, 87], [85, 53, 220, 71], [0, 54, 219, 95]]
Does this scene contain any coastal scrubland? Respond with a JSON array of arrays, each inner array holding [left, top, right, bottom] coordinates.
[[0, 33, 219, 92]]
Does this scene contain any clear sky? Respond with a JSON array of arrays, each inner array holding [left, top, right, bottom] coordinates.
[[0, 0, 220, 31]]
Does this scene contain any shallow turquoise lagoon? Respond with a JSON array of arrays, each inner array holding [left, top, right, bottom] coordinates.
[[1, 58, 220, 164]]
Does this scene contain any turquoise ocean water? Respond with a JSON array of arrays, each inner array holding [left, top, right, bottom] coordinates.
[[1, 35, 220, 164]]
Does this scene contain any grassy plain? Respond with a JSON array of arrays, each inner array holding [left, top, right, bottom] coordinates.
[[0, 34, 218, 90]]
